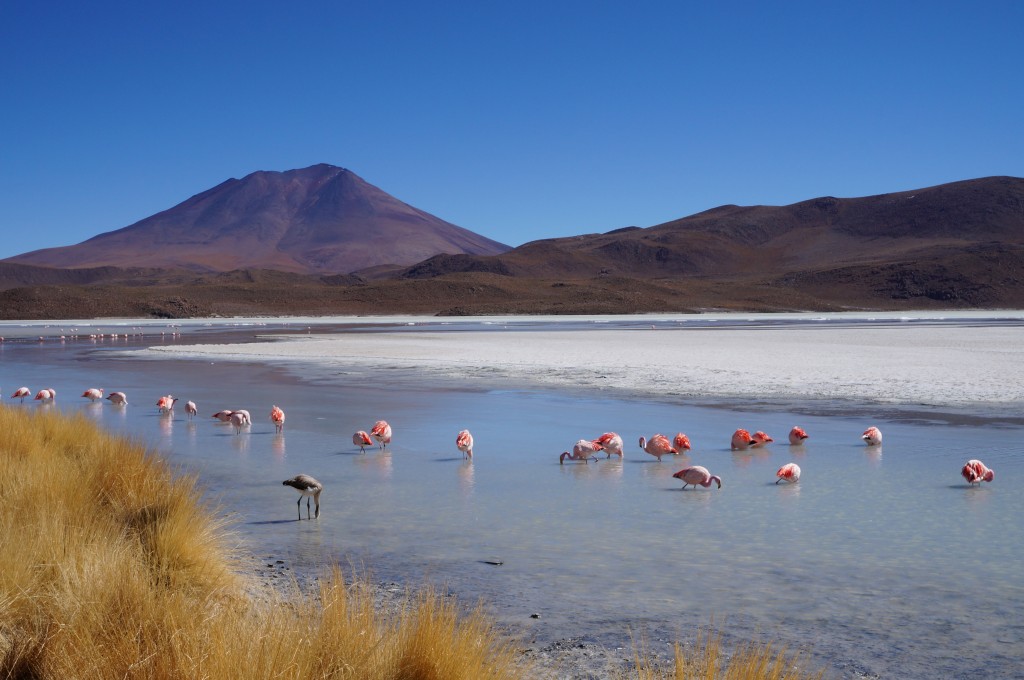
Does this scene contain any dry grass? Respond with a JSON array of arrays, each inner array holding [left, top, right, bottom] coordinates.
[[0, 408, 823, 680], [630, 628, 824, 680], [0, 408, 522, 679]]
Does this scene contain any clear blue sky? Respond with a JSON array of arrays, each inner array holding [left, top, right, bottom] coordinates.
[[2, 1, 1022, 257]]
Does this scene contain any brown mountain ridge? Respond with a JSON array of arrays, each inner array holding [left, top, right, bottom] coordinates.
[[1, 174, 1022, 318]]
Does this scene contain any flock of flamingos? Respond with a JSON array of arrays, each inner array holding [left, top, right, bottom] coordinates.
[[8, 386, 997, 522]]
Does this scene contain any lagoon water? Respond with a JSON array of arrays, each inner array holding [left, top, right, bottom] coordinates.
[[1, 314, 1022, 679]]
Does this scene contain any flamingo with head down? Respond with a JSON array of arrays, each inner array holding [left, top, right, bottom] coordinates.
[[106, 391, 128, 406], [156, 395, 177, 413], [212, 410, 234, 423], [751, 431, 774, 448], [371, 420, 392, 449], [270, 405, 286, 433], [862, 426, 883, 446], [593, 432, 624, 458], [456, 429, 474, 459], [11, 387, 31, 403], [282, 474, 322, 520], [34, 388, 56, 403], [731, 429, 754, 450], [673, 466, 722, 489], [776, 463, 801, 484], [639, 434, 677, 461], [788, 426, 809, 445], [353, 431, 373, 453], [185, 401, 198, 420], [672, 433, 692, 452], [82, 388, 104, 402], [961, 459, 994, 485], [560, 439, 602, 464]]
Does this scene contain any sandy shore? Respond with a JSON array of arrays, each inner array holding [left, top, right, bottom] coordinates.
[[143, 318, 1024, 410]]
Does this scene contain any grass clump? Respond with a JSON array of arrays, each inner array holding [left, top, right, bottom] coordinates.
[[0, 409, 522, 679], [631, 628, 824, 680]]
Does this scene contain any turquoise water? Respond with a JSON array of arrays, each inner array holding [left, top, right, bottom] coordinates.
[[1, 319, 1021, 679]]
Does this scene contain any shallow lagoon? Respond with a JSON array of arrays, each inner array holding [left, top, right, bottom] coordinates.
[[1, 314, 1022, 679]]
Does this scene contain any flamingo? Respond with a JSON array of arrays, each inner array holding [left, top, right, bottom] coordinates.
[[862, 426, 883, 446], [82, 388, 104, 402], [751, 431, 774, 448], [370, 420, 392, 449], [270, 405, 285, 433], [34, 388, 56, 402], [638, 434, 677, 461], [593, 432, 624, 458], [282, 474, 322, 520], [673, 466, 722, 489], [185, 401, 197, 420], [11, 387, 30, 403], [211, 410, 234, 423], [672, 433, 692, 452], [961, 459, 994, 485], [731, 429, 754, 450], [560, 439, 602, 464], [106, 391, 128, 406], [352, 430, 373, 453], [788, 426, 809, 445], [456, 429, 474, 459], [156, 395, 177, 413], [229, 411, 248, 434], [776, 463, 801, 484]]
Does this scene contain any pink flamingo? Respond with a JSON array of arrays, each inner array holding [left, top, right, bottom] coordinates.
[[185, 401, 197, 420], [862, 426, 883, 446], [456, 429, 474, 459], [156, 395, 177, 413], [211, 410, 234, 422], [593, 432, 624, 458], [82, 388, 104, 402], [961, 459, 994, 485], [371, 420, 392, 449], [270, 405, 286, 433], [353, 431, 373, 453], [731, 429, 754, 450], [106, 391, 127, 406], [11, 387, 30, 403], [34, 388, 56, 403], [751, 431, 774, 448], [229, 411, 248, 434], [638, 434, 677, 461], [560, 439, 602, 464], [672, 433, 692, 452], [776, 463, 801, 484], [282, 474, 323, 520], [673, 466, 722, 489], [788, 426, 809, 445]]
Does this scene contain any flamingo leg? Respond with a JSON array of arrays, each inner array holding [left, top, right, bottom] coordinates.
[[296, 497, 302, 520]]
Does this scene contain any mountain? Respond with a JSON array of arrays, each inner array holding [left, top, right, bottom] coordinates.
[[4, 164, 509, 274], [2, 175, 1022, 318], [394, 176, 1024, 281]]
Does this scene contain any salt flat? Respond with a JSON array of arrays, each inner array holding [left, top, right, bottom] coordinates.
[[143, 313, 1024, 407]]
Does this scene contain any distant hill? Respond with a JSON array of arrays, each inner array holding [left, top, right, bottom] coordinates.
[[1, 175, 1022, 318], [393, 176, 1024, 281], [4, 164, 510, 274]]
